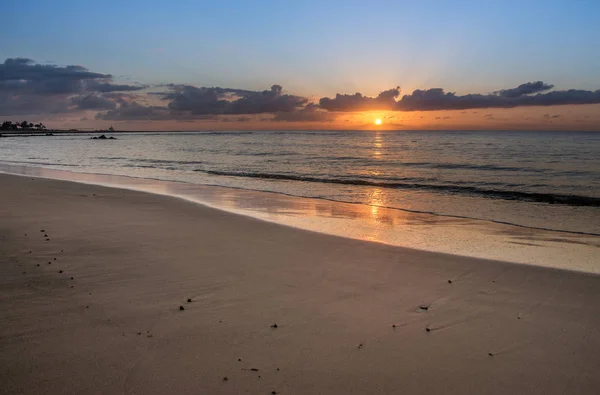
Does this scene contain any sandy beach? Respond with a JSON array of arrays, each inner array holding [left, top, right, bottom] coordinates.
[[1, 173, 600, 394]]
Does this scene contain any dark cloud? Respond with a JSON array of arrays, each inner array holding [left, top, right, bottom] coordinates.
[[319, 87, 400, 112], [494, 81, 554, 98], [272, 103, 336, 122], [164, 84, 307, 115], [96, 101, 171, 121], [70, 94, 117, 110], [319, 82, 600, 112], [0, 58, 145, 115]]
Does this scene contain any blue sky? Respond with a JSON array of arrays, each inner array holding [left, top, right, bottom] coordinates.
[[3, 0, 600, 96]]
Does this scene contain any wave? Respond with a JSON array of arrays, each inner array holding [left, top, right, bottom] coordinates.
[[200, 170, 600, 207]]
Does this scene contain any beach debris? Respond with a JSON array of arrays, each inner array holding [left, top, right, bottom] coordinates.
[[179, 305, 185, 311], [270, 323, 278, 329], [357, 343, 364, 349], [419, 304, 429, 311], [187, 298, 192, 303], [222, 377, 228, 382], [241, 368, 260, 372]]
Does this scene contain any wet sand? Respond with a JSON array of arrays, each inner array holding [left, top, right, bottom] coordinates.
[[1, 173, 599, 394]]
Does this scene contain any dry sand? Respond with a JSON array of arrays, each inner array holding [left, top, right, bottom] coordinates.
[[1, 173, 599, 394]]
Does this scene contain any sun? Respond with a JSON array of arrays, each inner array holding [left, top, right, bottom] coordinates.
[[374, 118, 382, 125]]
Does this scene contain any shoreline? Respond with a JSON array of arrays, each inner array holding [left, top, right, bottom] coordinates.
[[1, 173, 600, 394], [1, 163, 599, 274]]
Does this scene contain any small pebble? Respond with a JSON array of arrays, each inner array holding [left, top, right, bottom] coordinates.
[[270, 323, 278, 328], [392, 324, 396, 328], [222, 377, 228, 382], [86, 306, 89, 308], [70, 277, 74, 280], [70, 285, 74, 288], [137, 332, 141, 335], [238, 358, 242, 362], [59, 270, 63, 273], [276, 368, 280, 371], [488, 352, 494, 356], [53, 258, 56, 261], [272, 391, 278, 394], [40, 230, 44, 232], [426, 327, 431, 332], [187, 298, 192, 303], [36, 264, 40, 267], [179, 305, 185, 311], [448, 280, 452, 284], [250, 368, 259, 372], [357, 343, 363, 349]]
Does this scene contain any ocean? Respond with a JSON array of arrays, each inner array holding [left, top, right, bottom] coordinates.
[[1, 130, 599, 271]]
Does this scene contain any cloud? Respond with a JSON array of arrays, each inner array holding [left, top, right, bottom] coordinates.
[[0, 58, 145, 115], [272, 103, 336, 122], [319, 82, 600, 112], [494, 81, 554, 98], [96, 101, 172, 121], [164, 84, 307, 115], [318, 87, 400, 112], [70, 94, 117, 110]]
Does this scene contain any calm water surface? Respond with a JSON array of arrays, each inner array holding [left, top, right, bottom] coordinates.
[[1, 130, 599, 234]]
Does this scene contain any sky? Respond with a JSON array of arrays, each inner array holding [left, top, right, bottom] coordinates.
[[1, 0, 600, 131]]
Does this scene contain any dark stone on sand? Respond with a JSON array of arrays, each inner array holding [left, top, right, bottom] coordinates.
[[392, 324, 396, 328], [251, 368, 259, 372], [488, 352, 494, 356], [70, 285, 74, 288], [54, 258, 56, 260], [29, 251, 32, 253], [222, 377, 228, 382], [44, 234, 47, 237], [137, 332, 141, 335], [59, 270, 63, 273], [179, 305, 185, 311], [48, 262, 51, 264], [46, 239, 50, 241], [270, 323, 278, 328], [238, 358, 242, 362], [448, 280, 452, 284], [187, 298, 192, 303], [276, 368, 280, 371], [40, 230, 44, 232], [272, 391, 278, 394], [426, 327, 431, 332], [36, 264, 40, 266], [419, 305, 429, 311], [91, 134, 117, 140], [70, 277, 74, 280], [86, 305, 89, 308]]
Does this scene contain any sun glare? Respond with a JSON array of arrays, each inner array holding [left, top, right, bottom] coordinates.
[[375, 118, 382, 125]]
